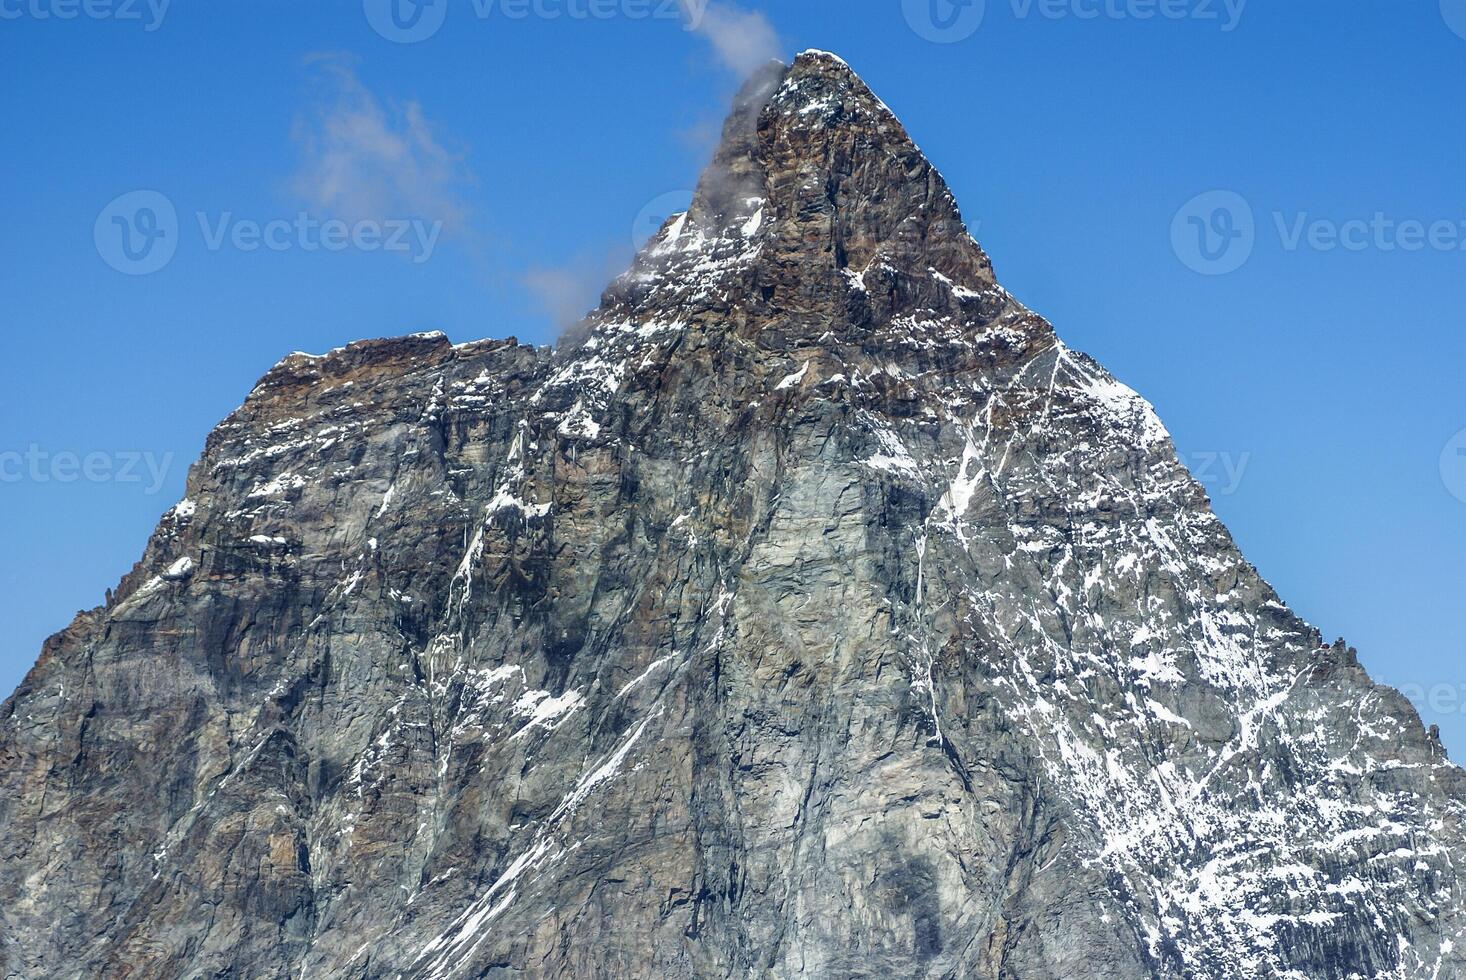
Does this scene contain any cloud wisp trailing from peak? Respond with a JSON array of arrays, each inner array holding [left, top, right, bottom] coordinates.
[[527, 3, 780, 340], [522, 247, 633, 342], [679, 0, 781, 78], [290, 55, 473, 234]]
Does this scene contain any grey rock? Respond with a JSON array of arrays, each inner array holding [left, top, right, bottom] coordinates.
[[3, 50, 1462, 979]]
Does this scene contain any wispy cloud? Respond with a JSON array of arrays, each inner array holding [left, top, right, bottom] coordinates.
[[676, 115, 725, 159], [290, 54, 472, 232], [680, 1, 781, 78], [522, 248, 632, 340], [525, 5, 780, 341]]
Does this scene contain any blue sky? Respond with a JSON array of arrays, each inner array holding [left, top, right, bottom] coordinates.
[[3, 0, 1465, 750]]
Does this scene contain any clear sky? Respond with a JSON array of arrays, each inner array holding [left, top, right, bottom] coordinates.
[[3, 0, 1465, 750]]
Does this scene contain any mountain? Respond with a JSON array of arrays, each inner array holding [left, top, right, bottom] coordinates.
[[3, 50, 1463, 979]]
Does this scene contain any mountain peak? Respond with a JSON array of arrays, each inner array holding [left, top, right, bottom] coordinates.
[[793, 47, 851, 67], [776, 48, 898, 121], [611, 49, 1001, 342], [10, 46, 1462, 980]]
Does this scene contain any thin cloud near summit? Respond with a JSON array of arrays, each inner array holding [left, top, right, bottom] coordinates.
[[679, 0, 781, 77], [289, 54, 474, 235]]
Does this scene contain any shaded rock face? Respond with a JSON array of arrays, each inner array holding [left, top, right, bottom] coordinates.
[[2, 50, 1463, 980]]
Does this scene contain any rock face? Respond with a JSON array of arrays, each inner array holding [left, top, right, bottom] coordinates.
[[3, 51, 1463, 980]]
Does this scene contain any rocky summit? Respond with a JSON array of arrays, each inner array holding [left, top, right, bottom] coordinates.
[[2, 50, 1463, 980]]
